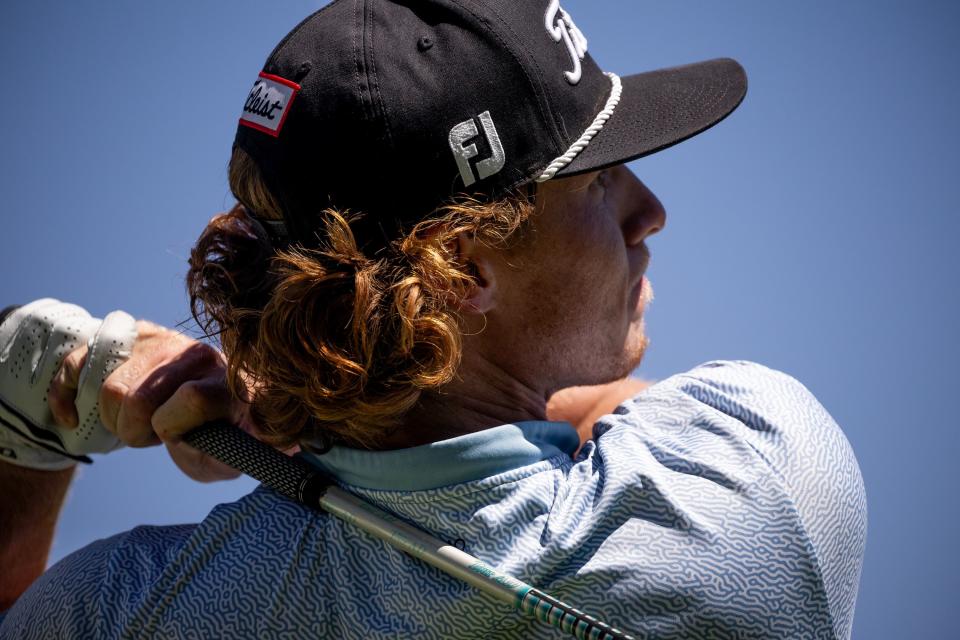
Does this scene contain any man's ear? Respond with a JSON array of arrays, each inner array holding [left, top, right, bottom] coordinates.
[[453, 231, 497, 314]]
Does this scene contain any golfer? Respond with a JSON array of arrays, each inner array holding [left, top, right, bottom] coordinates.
[[0, 1, 866, 638]]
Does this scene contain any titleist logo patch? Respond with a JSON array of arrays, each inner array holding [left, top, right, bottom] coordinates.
[[239, 72, 300, 137]]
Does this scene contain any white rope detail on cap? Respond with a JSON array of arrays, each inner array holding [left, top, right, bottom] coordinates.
[[536, 72, 622, 182]]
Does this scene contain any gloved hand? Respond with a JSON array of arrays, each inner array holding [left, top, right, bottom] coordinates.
[[0, 299, 137, 470]]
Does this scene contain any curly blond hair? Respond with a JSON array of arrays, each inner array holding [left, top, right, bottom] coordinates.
[[187, 148, 535, 450]]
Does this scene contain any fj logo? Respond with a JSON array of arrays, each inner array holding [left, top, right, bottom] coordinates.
[[545, 0, 588, 85], [448, 111, 505, 188]]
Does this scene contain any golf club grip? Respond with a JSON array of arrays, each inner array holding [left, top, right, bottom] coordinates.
[[182, 421, 328, 505]]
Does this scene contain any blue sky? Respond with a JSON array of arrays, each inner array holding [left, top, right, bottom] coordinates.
[[1, 1, 958, 637]]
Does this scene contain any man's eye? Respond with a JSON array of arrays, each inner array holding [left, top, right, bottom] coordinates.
[[592, 171, 608, 191]]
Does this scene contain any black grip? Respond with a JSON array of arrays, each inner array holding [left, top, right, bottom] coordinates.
[[183, 421, 329, 506]]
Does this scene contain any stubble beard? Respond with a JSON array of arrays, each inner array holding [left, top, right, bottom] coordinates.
[[619, 278, 654, 376], [530, 279, 656, 390], [616, 323, 650, 379]]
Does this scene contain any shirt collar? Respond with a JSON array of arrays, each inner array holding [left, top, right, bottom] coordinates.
[[299, 421, 579, 491]]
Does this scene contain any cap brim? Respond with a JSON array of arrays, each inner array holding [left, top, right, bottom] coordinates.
[[555, 58, 747, 177]]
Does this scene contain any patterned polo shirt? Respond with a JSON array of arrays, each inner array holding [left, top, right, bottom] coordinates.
[[0, 360, 866, 639]]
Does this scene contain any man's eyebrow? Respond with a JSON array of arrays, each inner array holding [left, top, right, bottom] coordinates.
[[560, 172, 601, 195]]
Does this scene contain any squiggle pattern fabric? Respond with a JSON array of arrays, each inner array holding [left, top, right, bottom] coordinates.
[[0, 361, 866, 639]]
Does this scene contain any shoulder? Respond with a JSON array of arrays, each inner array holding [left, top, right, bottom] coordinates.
[[602, 359, 867, 555], [0, 486, 321, 639], [599, 359, 847, 463], [586, 359, 867, 639], [661, 358, 826, 421], [644, 359, 867, 532], [1, 524, 196, 638]]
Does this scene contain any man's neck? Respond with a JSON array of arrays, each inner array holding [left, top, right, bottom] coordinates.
[[378, 352, 549, 450]]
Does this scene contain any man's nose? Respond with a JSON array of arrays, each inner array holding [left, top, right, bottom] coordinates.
[[613, 166, 666, 247]]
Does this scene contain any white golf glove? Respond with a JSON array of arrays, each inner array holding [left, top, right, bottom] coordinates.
[[0, 298, 138, 470]]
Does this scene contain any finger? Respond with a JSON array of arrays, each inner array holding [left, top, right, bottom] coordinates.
[[108, 369, 164, 448], [98, 374, 125, 436], [151, 377, 233, 444], [111, 343, 223, 447], [47, 346, 88, 429], [165, 439, 242, 483], [152, 375, 243, 482], [163, 387, 253, 482]]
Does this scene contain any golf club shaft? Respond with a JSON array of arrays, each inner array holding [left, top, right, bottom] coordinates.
[[184, 421, 635, 640]]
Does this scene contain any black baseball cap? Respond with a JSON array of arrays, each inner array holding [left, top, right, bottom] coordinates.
[[234, 0, 746, 248]]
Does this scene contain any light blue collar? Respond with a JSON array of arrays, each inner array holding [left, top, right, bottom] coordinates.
[[299, 421, 579, 491]]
